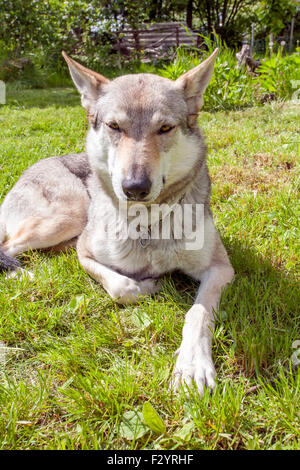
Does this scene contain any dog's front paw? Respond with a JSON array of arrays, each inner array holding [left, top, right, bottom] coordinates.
[[172, 343, 216, 395], [109, 277, 161, 304]]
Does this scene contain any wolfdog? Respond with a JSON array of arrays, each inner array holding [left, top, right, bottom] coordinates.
[[0, 49, 234, 393]]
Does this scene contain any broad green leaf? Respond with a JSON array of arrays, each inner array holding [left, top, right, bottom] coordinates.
[[119, 410, 148, 441], [142, 402, 166, 434], [174, 422, 195, 441]]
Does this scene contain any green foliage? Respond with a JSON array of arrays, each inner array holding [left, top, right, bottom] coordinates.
[[0, 0, 298, 95], [160, 34, 300, 111], [257, 0, 297, 35], [159, 48, 200, 80], [193, 0, 256, 47], [0, 1, 139, 77], [257, 51, 300, 98], [160, 45, 256, 110]]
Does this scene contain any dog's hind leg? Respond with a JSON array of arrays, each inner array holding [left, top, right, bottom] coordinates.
[[2, 214, 84, 258], [0, 213, 21, 273]]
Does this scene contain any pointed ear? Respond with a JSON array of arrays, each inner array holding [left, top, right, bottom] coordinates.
[[176, 48, 218, 125], [62, 51, 109, 125]]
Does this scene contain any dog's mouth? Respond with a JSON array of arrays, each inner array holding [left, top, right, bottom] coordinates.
[[119, 175, 166, 205], [121, 194, 158, 206]]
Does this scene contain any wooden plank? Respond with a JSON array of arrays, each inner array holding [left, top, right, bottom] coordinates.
[[122, 33, 197, 41], [124, 39, 197, 45], [120, 22, 195, 34]]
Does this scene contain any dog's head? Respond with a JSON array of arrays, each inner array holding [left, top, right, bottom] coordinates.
[[63, 50, 217, 203]]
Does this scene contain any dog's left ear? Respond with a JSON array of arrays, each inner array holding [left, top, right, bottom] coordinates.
[[62, 51, 109, 125], [176, 48, 218, 125]]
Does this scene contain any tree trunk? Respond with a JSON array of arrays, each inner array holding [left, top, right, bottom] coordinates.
[[186, 0, 193, 29], [149, 0, 160, 20], [206, 0, 213, 34]]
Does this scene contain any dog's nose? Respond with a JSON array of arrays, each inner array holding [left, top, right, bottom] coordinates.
[[122, 175, 151, 201]]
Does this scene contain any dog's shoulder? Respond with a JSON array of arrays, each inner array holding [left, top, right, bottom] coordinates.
[[58, 153, 91, 183]]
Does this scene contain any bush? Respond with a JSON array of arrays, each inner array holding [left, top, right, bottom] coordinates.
[[257, 50, 300, 99], [159, 34, 300, 111], [1, 22, 299, 109], [159, 38, 256, 110]]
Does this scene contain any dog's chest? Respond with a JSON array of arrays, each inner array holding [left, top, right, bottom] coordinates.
[[91, 231, 182, 279], [87, 191, 215, 280]]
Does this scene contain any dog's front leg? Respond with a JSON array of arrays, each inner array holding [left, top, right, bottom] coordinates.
[[173, 259, 234, 394], [78, 253, 160, 305]]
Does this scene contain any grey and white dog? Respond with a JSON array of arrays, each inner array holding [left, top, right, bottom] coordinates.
[[0, 49, 234, 394]]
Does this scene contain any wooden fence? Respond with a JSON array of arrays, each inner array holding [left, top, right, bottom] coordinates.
[[114, 22, 201, 56]]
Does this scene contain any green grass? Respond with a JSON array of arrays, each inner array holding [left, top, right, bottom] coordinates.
[[0, 87, 299, 450]]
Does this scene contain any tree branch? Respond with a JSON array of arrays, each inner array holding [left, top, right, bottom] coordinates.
[[225, 0, 245, 27]]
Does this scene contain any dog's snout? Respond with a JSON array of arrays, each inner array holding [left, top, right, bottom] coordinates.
[[122, 175, 151, 201]]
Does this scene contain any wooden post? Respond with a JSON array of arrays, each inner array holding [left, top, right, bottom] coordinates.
[[289, 16, 295, 52], [250, 23, 254, 54], [269, 33, 274, 57], [133, 30, 140, 52]]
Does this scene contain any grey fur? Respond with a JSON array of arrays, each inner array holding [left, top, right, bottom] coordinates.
[[0, 248, 20, 272]]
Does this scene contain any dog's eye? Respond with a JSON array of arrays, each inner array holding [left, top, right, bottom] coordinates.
[[158, 125, 175, 134], [107, 122, 120, 131]]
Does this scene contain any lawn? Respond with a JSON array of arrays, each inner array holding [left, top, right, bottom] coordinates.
[[0, 86, 299, 450]]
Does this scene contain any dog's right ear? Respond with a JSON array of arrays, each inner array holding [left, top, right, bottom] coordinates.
[[62, 51, 109, 124]]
